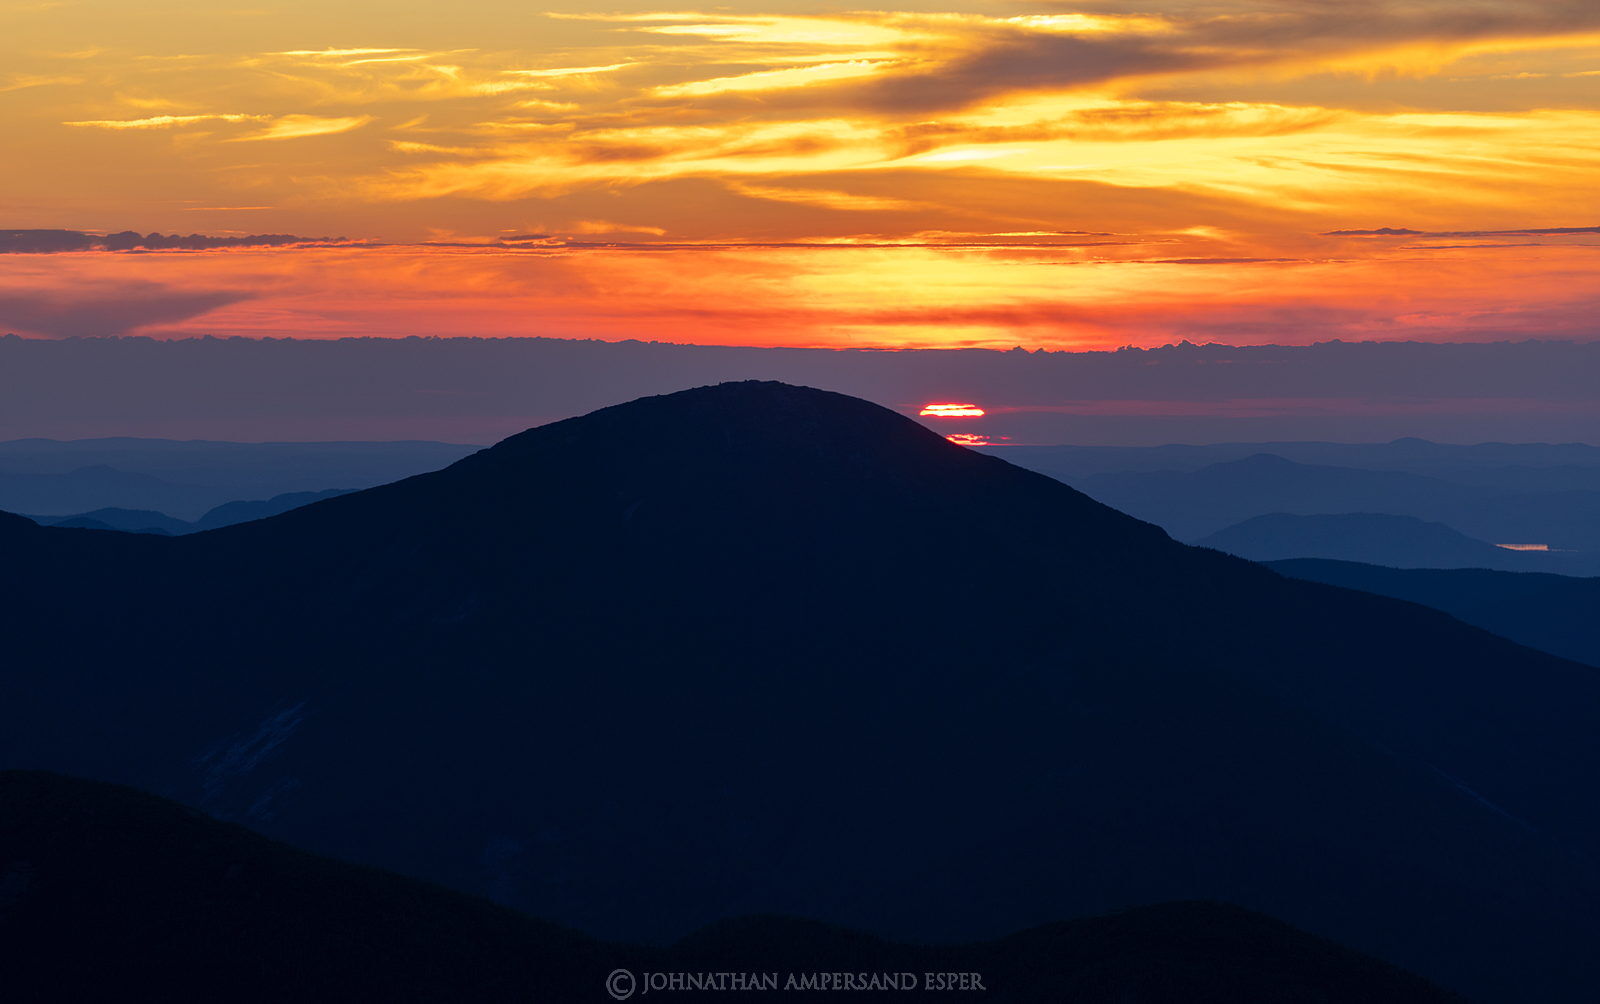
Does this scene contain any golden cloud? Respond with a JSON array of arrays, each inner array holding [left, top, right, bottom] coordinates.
[[4, 0, 1597, 253]]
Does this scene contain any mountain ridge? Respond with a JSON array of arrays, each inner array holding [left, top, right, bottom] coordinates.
[[1270, 558, 1600, 667], [1, 770, 1466, 1003], [3, 381, 1599, 1001], [1195, 512, 1564, 571]]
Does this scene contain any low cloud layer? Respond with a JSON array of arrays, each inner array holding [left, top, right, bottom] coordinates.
[[1327, 225, 1600, 238], [4, 334, 1598, 445], [1, 235, 1595, 347], [0, 230, 350, 253]]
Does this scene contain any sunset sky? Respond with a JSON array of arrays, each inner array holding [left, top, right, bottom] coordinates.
[[3, 0, 1598, 348]]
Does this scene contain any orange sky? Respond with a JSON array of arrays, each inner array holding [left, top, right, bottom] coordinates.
[[3, 0, 1598, 347]]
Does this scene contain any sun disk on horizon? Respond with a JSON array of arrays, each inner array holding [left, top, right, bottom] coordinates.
[[920, 403, 986, 417]]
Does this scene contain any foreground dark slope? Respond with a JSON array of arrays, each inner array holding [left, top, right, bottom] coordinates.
[[2, 382, 1599, 1001], [0, 771, 1463, 1004]]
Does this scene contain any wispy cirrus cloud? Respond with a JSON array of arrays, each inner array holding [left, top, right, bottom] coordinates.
[[0, 71, 79, 92], [64, 112, 263, 129], [0, 281, 252, 338], [65, 111, 371, 140], [20, 2, 1600, 240], [651, 60, 893, 98], [236, 114, 371, 141]]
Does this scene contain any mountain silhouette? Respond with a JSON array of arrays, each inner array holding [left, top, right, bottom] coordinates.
[[23, 489, 359, 536], [27, 506, 190, 535], [1077, 454, 1493, 540], [190, 488, 354, 531], [3, 381, 1600, 1001], [0, 438, 477, 519], [1271, 558, 1600, 668], [1077, 453, 1600, 550], [1194, 511, 1599, 573], [992, 439, 1600, 491], [0, 771, 1465, 1003], [0, 464, 233, 520]]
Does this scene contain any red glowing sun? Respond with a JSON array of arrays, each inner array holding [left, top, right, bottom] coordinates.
[[919, 403, 986, 417]]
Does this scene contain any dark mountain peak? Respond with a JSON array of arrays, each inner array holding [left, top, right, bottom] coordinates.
[[203, 379, 1169, 636], [478, 380, 960, 471], [199, 381, 1169, 587]]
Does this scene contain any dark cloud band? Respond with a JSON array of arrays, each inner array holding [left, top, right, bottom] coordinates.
[[0, 230, 350, 254]]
